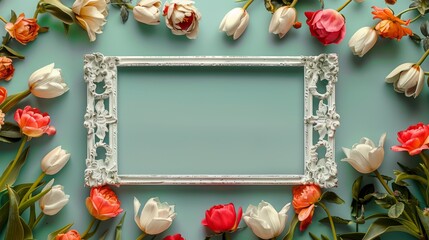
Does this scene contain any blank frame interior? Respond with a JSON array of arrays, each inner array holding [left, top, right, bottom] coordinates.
[[83, 54, 340, 188]]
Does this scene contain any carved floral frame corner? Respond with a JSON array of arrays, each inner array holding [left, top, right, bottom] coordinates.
[[83, 53, 340, 188]]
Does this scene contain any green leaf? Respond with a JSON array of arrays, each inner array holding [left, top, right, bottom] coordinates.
[[381, 174, 393, 182], [48, 223, 73, 240], [417, 207, 429, 238], [264, 0, 291, 13], [388, 202, 405, 218], [5, 186, 24, 240], [29, 203, 36, 228], [362, 218, 421, 240], [0, 122, 22, 139], [320, 191, 345, 205], [99, 230, 109, 240], [309, 232, 321, 240], [2, 45, 25, 59], [409, 33, 422, 44], [0, 183, 35, 231], [19, 186, 51, 214], [338, 232, 381, 240], [365, 213, 388, 220], [120, 5, 129, 23], [0, 147, 30, 191], [319, 216, 352, 225], [39, 0, 75, 25], [352, 176, 363, 201], [283, 214, 299, 240], [10, 10, 17, 23], [358, 184, 375, 203], [20, 216, 33, 239], [321, 235, 330, 240], [115, 212, 126, 240]]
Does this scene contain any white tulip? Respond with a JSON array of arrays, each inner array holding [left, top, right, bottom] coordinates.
[[41, 146, 71, 175], [342, 133, 386, 174], [348, 27, 378, 57], [269, 6, 296, 39], [133, 0, 161, 25], [244, 201, 290, 239], [39, 179, 70, 216], [28, 63, 69, 99], [72, 0, 108, 42], [134, 197, 176, 235], [385, 63, 425, 98], [219, 8, 249, 40], [163, 0, 201, 39]]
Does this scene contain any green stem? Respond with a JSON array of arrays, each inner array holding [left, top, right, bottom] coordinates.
[[337, 0, 352, 12], [31, 212, 44, 230], [19, 172, 46, 208], [224, 232, 232, 240], [0, 16, 7, 24], [0, 135, 28, 189], [318, 202, 337, 240], [33, 7, 40, 19], [416, 49, 429, 66], [375, 170, 416, 223], [81, 218, 96, 239], [410, 14, 422, 23], [136, 232, 146, 240], [420, 153, 429, 170], [289, 0, 299, 8], [242, 0, 254, 10], [0, 89, 31, 113], [126, 3, 134, 10], [396, 7, 418, 18]]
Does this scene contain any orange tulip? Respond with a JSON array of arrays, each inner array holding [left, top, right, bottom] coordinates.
[[56, 230, 81, 240], [5, 13, 40, 45], [372, 6, 412, 40], [86, 185, 123, 220], [292, 184, 321, 231], [0, 57, 14, 81]]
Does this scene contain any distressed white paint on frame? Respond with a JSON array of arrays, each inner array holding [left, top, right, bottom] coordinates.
[[83, 54, 340, 188]]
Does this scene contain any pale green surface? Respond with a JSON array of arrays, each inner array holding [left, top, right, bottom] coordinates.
[[0, 0, 428, 239]]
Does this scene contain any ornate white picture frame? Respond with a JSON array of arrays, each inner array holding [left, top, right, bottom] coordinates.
[[84, 53, 340, 188]]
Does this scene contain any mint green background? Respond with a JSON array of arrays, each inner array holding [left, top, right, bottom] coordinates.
[[1, 0, 429, 239]]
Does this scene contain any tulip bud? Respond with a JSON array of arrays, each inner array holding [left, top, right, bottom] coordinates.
[[269, 6, 297, 38], [134, 197, 176, 235], [219, 8, 249, 40], [133, 0, 161, 25], [385, 63, 424, 98], [41, 146, 71, 175], [39, 179, 70, 215], [348, 27, 378, 57], [28, 63, 69, 99]]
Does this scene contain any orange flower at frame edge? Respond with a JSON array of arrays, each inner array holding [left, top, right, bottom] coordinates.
[[372, 6, 412, 40], [292, 184, 322, 231]]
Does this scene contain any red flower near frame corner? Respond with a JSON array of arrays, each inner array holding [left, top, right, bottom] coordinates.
[[292, 183, 321, 231], [86, 185, 123, 221], [372, 6, 412, 40], [202, 203, 242, 233], [305, 9, 346, 45], [391, 122, 429, 155], [14, 106, 56, 138]]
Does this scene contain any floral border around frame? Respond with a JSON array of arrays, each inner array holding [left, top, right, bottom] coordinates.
[[83, 53, 340, 188]]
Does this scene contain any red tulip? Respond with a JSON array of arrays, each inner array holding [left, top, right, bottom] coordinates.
[[56, 230, 81, 240], [391, 122, 429, 155], [0, 86, 7, 105], [14, 106, 56, 137], [305, 9, 346, 45], [163, 234, 185, 240], [201, 203, 242, 233]]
